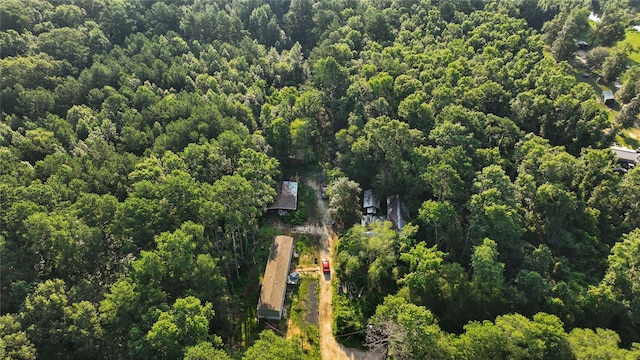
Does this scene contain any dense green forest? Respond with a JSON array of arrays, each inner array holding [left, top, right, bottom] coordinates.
[[3, 0, 640, 358]]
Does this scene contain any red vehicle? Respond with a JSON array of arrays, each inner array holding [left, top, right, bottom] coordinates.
[[322, 258, 330, 273]]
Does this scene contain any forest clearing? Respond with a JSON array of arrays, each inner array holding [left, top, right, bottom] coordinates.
[[4, 0, 640, 359]]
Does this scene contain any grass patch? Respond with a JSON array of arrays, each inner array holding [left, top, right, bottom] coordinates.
[[289, 277, 314, 325], [615, 128, 640, 148], [295, 234, 320, 267], [288, 277, 321, 359], [332, 291, 367, 349], [258, 224, 279, 241], [620, 29, 640, 65], [571, 63, 608, 93], [284, 183, 316, 225]]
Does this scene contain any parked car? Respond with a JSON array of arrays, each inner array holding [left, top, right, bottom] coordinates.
[[322, 258, 330, 273]]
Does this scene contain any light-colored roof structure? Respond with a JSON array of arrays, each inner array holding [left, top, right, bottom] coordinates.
[[603, 90, 615, 103], [363, 189, 380, 210], [387, 195, 410, 230], [611, 146, 639, 164], [267, 181, 298, 211], [257, 235, 295, 320]]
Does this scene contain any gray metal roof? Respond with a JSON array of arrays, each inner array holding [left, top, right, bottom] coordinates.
[[603, 90, 615, 101], [267, 181, 299, 211], [257, 236, 295, 319], [387, 195, 410, 230], [363, 189, 380, 209], [611, 146, 639, 163]]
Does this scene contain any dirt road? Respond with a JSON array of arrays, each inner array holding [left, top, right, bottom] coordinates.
[[306, 177, 380, 360], [318, 225, 375, 360]]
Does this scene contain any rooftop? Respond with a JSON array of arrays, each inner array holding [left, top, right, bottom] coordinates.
[[267, 181, 298, 211], [603, 90, 615, 101], [387, 195, 410, 230], [611, 146, 639, 163], [363, 189, 381, 209], [257, 235, 295, 319]]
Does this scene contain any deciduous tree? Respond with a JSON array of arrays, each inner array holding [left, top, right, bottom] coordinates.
[[568, 327, 640, 359], [0, 314, 36, 360], [602, 47, 629, 83], [328, 177, 362, 228], [242, 330, 303, 360], [602, 229, 640, 326], [365, 295, 450, 359], [146, 297, 216, 360]]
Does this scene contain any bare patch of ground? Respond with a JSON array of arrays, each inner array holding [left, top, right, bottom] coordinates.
[[305, 280, 319, 326]]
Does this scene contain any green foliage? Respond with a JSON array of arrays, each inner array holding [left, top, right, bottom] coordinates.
[[456, 312, 573, 359], [417, 200, 455, 246], [602, 47, 629, 83], [0, 314, 36, 360], [183, 342, 231, 360], [470, 238, 507, 317], [551, 17, 578, 61], [332, 293, 366, 340], [242, 330, 303, 360], [335, 221, 403, 322], [601, 229, 640, 328], [3, 0, 640, 357], [21, 279, 103, 359], [469, 165, 524, 268], [328, 177, 362, 228], [146, 296, 217, 359], [595, 10, 628, 46], [284, 183, 315, 225], [367, 294, 452, 359], [568, 327, 640, 359]]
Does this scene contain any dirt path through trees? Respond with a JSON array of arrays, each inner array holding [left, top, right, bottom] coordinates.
[[305, 177, 379, 360], [318, 225, 375, 360]]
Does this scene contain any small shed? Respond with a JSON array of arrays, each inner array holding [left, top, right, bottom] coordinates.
[[576, 40, 590, 49], [363, 189, 381, 215], [603, 90, 615, 106], [267, 181, 299, 215], [387, 195, 410, 230], [257, 235, 295, 320], [611, 146, 639, 167]]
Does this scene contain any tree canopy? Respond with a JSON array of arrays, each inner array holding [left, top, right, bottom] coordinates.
[[2, 0, 640, 358]]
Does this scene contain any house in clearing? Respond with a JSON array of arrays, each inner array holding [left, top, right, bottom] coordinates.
[[267, 181, 298, 216], [257, 235, 295, 320]]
